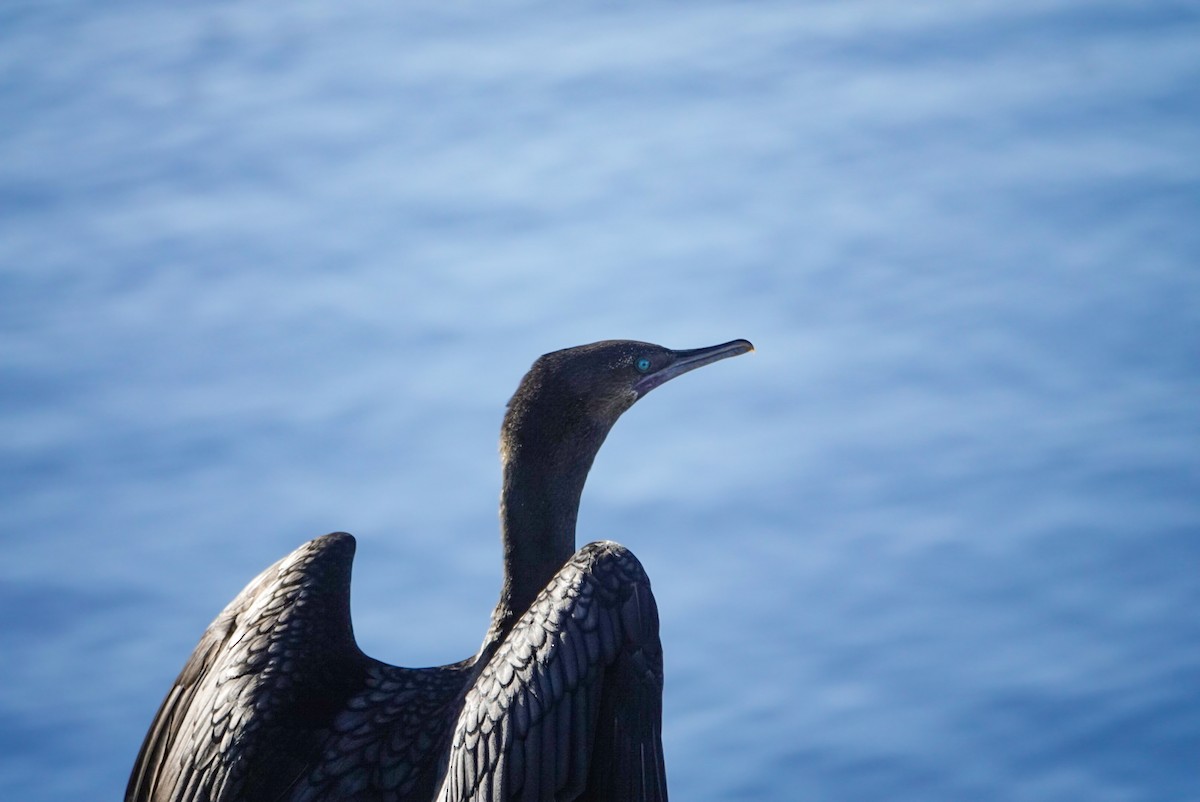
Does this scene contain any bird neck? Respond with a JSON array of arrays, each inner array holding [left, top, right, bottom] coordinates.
[[483, 415, 608, 650]]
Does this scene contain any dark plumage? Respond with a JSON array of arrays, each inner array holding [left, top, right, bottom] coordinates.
[[126, 338, 752, 802]]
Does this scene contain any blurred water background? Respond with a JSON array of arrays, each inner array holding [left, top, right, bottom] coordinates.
[[2, 2, 1198, 800]]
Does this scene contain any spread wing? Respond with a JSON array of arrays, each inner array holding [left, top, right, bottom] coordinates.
[[436, 540, 668, 802], [126, 532, 478, 802], [127, 533, 378, 802]]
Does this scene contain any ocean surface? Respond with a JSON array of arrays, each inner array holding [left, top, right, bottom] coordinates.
[[2, 2, 1197, 800]]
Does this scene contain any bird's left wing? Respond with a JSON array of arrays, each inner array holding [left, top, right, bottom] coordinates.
[[436, 540, 668, 802], [126, 532, 369, 802]]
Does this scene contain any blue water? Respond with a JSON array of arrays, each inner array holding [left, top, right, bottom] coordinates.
[[2, 2, 1197, 800]]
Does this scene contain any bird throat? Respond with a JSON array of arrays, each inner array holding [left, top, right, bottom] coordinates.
[[485, 413, 609, 650]]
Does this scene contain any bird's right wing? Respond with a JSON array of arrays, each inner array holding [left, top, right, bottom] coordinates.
[[436, 540, 668, 802]]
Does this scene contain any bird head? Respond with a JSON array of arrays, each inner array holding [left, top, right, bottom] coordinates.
[[503, 339, 754, 453]]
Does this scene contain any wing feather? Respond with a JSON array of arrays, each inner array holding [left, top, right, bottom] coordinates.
[[437, 540, 667, 802], [126, 533, 367, 802], [128, 532, 476, 802]]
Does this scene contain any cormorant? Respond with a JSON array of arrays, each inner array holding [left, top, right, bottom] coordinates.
[[126, 338, 753, 802]]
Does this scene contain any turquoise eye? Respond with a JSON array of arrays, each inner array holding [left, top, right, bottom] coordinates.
[[635, 357, 652, 373]]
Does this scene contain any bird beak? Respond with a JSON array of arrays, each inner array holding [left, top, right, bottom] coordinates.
[[633, 339, 755, 397]]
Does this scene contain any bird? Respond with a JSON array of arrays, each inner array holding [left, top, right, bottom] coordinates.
[[126, 338, 753, 802]]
